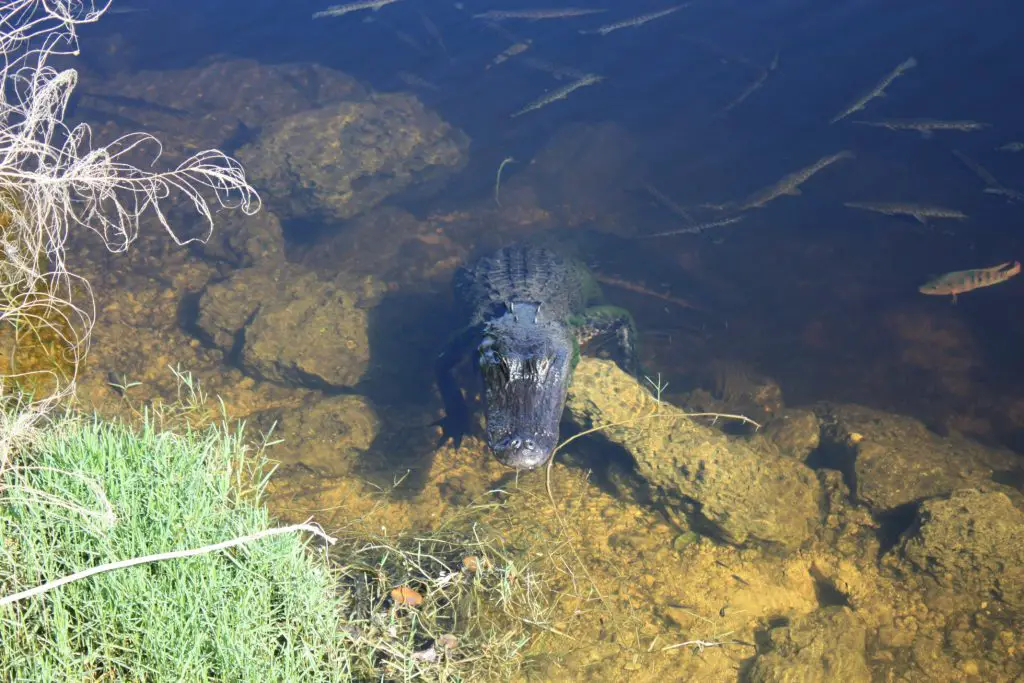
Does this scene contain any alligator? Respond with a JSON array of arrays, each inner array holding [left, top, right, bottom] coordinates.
[[434, 243, 639, 470]]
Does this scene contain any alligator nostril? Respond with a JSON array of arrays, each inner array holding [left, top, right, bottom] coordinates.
[[524, 439, 535, 450], [510, 437, 522, 449]]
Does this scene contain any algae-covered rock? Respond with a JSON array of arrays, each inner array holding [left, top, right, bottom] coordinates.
[[816, 404, 1018, 514], [195, 264, 376, 390], [196, 208, 285, 267], [565, 358, 822, 551], [76, 59, 366, 166], [196, 267, 273, 351], [237, 93, 470, 223], [249, 394, 380, 477], [683, 359, 786, 428], [297, 206, 463, 287], [747, 607, 871, 683], [763, 409, 821, 462], [894, 489, 1024, 610]]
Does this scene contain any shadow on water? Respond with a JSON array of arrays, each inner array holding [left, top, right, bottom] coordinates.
[[352, 286, 460, 493]]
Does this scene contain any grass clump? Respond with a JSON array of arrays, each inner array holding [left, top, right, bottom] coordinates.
[[0, 405, 560, 681], [0, 412, 356, 681]]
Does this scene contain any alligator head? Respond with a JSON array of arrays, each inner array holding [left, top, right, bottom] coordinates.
[[476, 304, 575, 470]]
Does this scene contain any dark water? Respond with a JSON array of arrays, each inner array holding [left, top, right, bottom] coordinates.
[[80, 0, 1024, 191], [77, 0, 1024, 434]]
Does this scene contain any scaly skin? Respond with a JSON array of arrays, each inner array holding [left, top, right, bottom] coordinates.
[[435, 244, 638, 470]]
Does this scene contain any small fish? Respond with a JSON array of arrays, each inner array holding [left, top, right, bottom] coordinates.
[[719, 150, 855, 212], [950, 148, 1001, 188], [313, 0, 400, 19], [639, 215, 746, 238], [998, 142, 1024, 153], [645, 184, 696, 224], [853, 118, 989, 138], [474, 8, 607, 21], [830, 56, 917, 124], [510, 73, 603, 117], [106, 6, 149, 14], [518, 57, 587, 80], [844, 201, 967, 224], [396, 71, 439, 90], [486, 40, 532, 69], [983, 186, 1024, 204], [580, 4, 688, 36], [719, 52, 780, 115], [919, 261, 1021, 301], [419, 12, 447, 54], [949, 148, 1024, 203]]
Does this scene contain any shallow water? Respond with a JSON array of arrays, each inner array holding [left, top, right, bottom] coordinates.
[[53, 0, 1024, 679]]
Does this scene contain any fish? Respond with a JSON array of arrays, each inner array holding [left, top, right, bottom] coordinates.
[[949, 148, 1024, 204], [645, 184, 696, 224], [719, 51, 780, 114], [486, 40, 532, 69], [844, 201, 967, 224], [716, 150, 855, 212], [396, 71, 439, 91], [419, 12, 447, 54], [474, 8, 607, 20], [950, 148, 1001, 188], [998, 142, 1024, 153], [852, 118, 989, 138], [638, 215, 746, 238], [510, 73, 603, 117], [830, 56, 917, 124], [918, 261, 1021, 301], [580, 4, 689, 36], [983, 187, 1024, 204], [312, 0, 400, 19], [518, 57, 588, 80]]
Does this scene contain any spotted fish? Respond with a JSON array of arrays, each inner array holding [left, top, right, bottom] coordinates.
[[918, 261, 1021, 301]]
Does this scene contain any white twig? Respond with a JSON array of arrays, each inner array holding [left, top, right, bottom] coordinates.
[[661, 637, 735, 653], [494, 155, 515, 206], [0, 519, 336, 607], [683, 411, 762, 430]]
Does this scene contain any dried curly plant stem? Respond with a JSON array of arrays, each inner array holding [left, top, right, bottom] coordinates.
[[0, 0, 259, 433], [0, 519, 336, 607]]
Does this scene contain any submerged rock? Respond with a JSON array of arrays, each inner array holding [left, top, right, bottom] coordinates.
[[816, 404, 1019, 514], [747, 607, 871, 683], [248, 394, 380, 477], [195, 208, 286, 268], [762, 408, 821, 462], [237, 93, 470, 223], [296, 206, 464, 287], [195, 264, 378, 390], [513, 122, 640, 230], [565, 357, 822, 551], [75, 59, 366, 167], [892, 488, 1024, 610]]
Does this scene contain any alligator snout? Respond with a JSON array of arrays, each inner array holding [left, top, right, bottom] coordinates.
[[491, 434, 555, 470]]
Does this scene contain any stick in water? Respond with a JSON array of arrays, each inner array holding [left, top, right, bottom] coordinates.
[[495, 156, 516, 206]]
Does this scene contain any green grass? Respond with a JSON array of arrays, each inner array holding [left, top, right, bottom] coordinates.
[[0, 407, 559, 682], [0, 413, 357, 681]]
